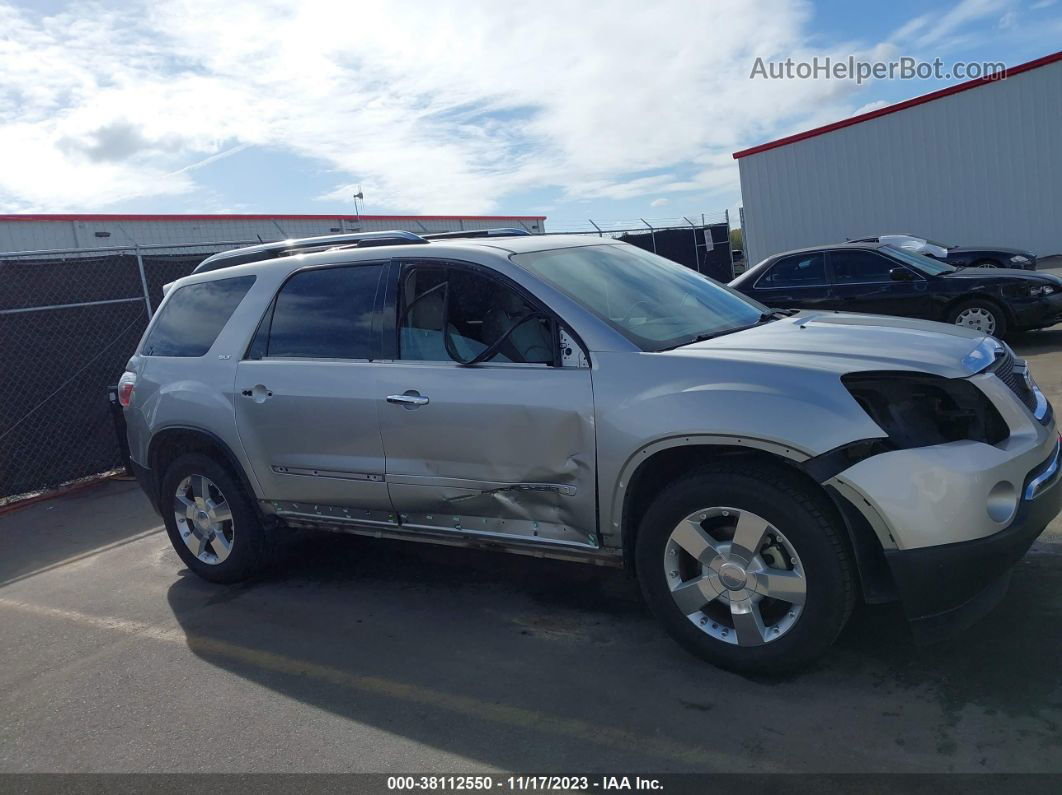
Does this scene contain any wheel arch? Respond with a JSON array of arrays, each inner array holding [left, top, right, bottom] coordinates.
[[147, 426, 263, 518], [615, 437, 896, 604], [944, 291, 1015, 327]]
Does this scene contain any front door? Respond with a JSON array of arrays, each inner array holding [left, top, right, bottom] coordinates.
[[374, 260, 598, 549], [234, 261, 394, 523], [824, 249, 932, 317]]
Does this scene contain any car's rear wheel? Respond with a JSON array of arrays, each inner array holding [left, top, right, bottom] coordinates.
[[635, 463, 854, 674], [160, 453, 270, 583], [971, 258, 1002, 269], [947, 299, 1007, 337]]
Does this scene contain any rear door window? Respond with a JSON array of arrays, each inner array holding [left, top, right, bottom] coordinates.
[[757, 253, 826, 288], [142, 275, 255, 357], [262, 264, 384, 359]]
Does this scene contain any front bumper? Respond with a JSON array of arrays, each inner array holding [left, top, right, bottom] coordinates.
[[885, 443, 1060, 641], [1011, 291, 1062, 329]]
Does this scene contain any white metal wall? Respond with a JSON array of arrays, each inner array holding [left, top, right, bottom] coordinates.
[[737, 59, 1062, 266], [0, 215, 545, 253]]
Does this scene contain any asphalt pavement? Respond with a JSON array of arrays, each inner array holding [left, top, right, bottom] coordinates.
[[2, 331, 1062, 773]]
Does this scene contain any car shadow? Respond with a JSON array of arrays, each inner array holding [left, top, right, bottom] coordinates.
[[0, 479, 161, 586], [1010, 327, 1062, 356], [165, 531, 1062, 771]]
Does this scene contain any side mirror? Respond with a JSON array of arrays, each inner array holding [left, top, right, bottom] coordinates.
[[890, 267, 914, 282]]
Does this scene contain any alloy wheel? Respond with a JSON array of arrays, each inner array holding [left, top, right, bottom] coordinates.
[[173, 474, 234, 565], [663, 507, 806, 646]]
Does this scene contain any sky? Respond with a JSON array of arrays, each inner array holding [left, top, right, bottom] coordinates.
[[0, 0, 1060, 228]]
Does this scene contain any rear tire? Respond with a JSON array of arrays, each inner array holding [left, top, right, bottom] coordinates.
[[947, 298, 1007, 338], [635, 463, 854, 674], [160, 453, 270, 583]]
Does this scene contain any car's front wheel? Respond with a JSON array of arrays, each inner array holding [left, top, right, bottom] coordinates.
[[947, 299, 1007, 337], [160, 453, 270, 583], [635, 463, 855, 674]]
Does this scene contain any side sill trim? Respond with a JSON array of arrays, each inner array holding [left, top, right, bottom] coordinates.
[[275, 510, 622, 567]]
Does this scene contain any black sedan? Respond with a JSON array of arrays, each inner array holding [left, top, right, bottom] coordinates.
[[849, 234, 1038, 270], [730, 242, 1062, 338]]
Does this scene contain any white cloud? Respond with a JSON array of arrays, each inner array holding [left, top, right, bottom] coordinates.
[[650, 198, 670, 207], [0, 0, 1049, 214], [851, 100, 889, 115], [910, 0, 1012, 47]]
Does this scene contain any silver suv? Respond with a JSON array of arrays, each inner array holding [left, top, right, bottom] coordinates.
[[121, 230, 1061, 673]]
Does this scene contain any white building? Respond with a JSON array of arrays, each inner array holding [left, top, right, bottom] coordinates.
[[0, 213, 546, 253], [735, 51, 1062, 266]]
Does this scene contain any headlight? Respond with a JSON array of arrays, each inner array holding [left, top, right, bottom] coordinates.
[[1011, 255, 1031, 264], [1028, 284, 1056, 297], [843, 372, 1008, 448]]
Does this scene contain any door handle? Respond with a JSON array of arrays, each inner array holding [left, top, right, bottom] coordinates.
[[387, 391, 429, 407]]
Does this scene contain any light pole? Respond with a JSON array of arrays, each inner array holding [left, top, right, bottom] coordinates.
[[352, 186, 363, 227]]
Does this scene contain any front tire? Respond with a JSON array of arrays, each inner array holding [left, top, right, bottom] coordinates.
[[160, 453, 270, 583], [947, 298, 1007, 337], [635, 463, 854, 674]]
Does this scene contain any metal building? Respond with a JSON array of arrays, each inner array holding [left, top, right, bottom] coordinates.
[[734, 51, 1062, 266], [0, 213, 546, 253]]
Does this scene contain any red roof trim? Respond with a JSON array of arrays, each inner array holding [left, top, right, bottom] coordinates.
[[0, 213, 547, 222], [733, 50, 1062, 159]]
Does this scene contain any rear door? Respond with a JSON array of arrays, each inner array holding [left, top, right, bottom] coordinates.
[[746, 252, 832, 310], [825, 248, 932, 317], [373, 259, 598, 550], [234, 260, 394, 522]]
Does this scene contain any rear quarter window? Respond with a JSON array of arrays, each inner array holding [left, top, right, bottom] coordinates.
[[141, 275, 256, 357]]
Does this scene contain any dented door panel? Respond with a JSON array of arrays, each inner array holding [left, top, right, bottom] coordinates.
[[375, 360, 597, 547]]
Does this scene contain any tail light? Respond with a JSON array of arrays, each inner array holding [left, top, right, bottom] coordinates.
[[117, 371, 137, 407]]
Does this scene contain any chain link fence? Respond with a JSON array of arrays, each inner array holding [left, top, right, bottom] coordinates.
[[548, 213, 735, 282], [0, 241, 255, 504]]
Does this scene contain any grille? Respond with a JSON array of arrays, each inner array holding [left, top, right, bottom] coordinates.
[[993, 350, 1038, 412]]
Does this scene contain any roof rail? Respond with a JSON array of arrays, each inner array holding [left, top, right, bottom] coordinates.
[[422, 227, 532, 240], [192, 230, 427, 274]]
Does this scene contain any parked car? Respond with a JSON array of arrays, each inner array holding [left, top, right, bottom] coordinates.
[[120, 230, 1060, 674], [850, 234, 1038, 270], [730, 242, 1062, 337]]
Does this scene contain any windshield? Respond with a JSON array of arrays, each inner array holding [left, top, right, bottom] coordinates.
[[883, 244, 956, 275], [512, 244, 767, 351]]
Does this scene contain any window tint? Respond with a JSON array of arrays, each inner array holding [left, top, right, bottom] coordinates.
[[266, 264, 383, 359], [758, 253, 826, 288], [399, 265, 553, 364], [142, 275, 255, 357], [831, 250, 896, 283]]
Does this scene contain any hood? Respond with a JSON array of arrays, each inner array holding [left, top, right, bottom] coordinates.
[[942, 267, 1061, 284], [665, 311, 987, 379]]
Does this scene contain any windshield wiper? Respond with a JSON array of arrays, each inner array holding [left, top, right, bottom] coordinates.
[[656, 309, 799, 352]]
